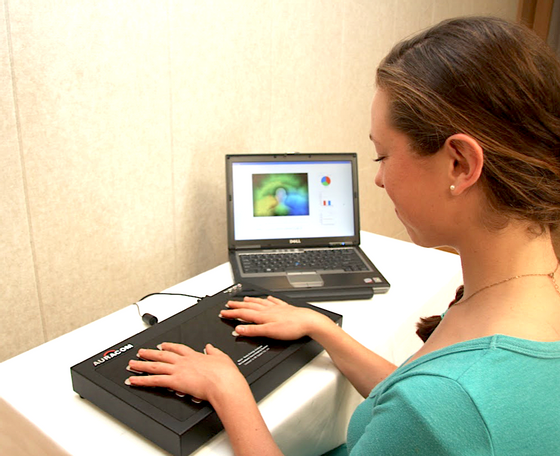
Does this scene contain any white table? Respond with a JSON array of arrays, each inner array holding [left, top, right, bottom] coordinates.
[[0, 232, 462, 456]]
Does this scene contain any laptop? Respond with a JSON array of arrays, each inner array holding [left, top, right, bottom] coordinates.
[[225, 153, 390, 301]]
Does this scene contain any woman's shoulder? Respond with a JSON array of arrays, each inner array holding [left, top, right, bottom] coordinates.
[[361, 336, 560, 455], [373, 335, 560, 398], [410, 334, 558, 371]]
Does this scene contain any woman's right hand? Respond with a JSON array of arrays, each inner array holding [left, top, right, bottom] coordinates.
[[220, 295, 334, 341]]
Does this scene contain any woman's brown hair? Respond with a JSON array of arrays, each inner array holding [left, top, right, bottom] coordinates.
[[375, 17, 560, 341]]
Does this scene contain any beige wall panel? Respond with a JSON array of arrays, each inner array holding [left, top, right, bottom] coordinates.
[[432, 0, 518, 24], [392, 0, 433, 41], [269, 0, 346, 153], [266, 1, 405, 239], [432, 0, 481, 22], [356, 0, 517, 240], [170, 0, 273, 281], [0, 0, 44, 361], [0, 0, 523, 361], [337, 1, 403, 238], [470, 0, 518, 19], [358, 1, 433, 240], [9, 1, 175, 341]]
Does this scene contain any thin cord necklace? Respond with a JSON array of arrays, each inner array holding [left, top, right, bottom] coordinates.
[[456, 261, 560, 306]]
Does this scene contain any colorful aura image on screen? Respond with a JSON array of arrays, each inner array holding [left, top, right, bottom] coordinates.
[[252, 173, 309, 217]]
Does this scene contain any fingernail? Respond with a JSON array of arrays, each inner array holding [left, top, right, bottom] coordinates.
[[157, 344, 163, 350], [232, 330, 239, 337], [218, 312, 224, 318], [126, 365, 142, 374], [124, 378, 132, 386], [191, 397, 203, 404], [225, 303, 230, 308]]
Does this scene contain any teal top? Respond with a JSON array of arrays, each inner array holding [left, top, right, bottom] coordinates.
[[324, 335, 560, 455]]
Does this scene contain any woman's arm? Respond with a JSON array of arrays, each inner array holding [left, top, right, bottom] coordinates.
[[309, 318, 397, 397], [126, 343, 283, 456], [222, 296, 396, 397]]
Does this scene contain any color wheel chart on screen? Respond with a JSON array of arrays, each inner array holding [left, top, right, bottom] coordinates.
[[321, 176, 332, 207]]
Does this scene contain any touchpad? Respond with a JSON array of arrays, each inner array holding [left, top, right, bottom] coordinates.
[[287, 272, 324, 288]]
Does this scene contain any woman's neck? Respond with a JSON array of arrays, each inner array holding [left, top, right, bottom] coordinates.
[[455, 224, 558, 300]]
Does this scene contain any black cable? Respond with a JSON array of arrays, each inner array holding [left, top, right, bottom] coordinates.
[[137, 292, 203, 302]]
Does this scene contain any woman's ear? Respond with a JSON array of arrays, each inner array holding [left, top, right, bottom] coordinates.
[[444, 133, 484, 195]]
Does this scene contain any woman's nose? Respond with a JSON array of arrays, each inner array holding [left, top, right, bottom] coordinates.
[[374, 166, 384, 188]]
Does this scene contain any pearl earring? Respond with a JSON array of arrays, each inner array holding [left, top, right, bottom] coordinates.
[[450, 185, 456, 192]]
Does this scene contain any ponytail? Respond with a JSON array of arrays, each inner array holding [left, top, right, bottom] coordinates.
[[416, 286, 464, 342]]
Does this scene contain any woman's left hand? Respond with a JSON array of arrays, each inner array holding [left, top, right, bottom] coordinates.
[[220, 295, 333, 341], [126, 342, 246, 403]]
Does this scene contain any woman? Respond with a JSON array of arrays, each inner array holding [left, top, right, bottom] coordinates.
[[126, 17, 560, 455]]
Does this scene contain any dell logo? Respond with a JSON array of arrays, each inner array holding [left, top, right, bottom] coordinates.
[[289, 239, 301, 244]]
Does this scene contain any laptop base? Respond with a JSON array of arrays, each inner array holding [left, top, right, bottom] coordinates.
[[235, 282, 374, 301]]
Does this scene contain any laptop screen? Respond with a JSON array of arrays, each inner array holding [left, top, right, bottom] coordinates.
[[226, 154, 361, 249]]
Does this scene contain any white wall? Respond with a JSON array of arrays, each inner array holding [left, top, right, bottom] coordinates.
[[0, 0, 517, 361]]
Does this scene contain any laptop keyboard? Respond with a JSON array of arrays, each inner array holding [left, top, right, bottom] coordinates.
[[239, 248, 370, 274]]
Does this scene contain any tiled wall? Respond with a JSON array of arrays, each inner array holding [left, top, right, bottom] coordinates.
[[0, 0, 517, 362]]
